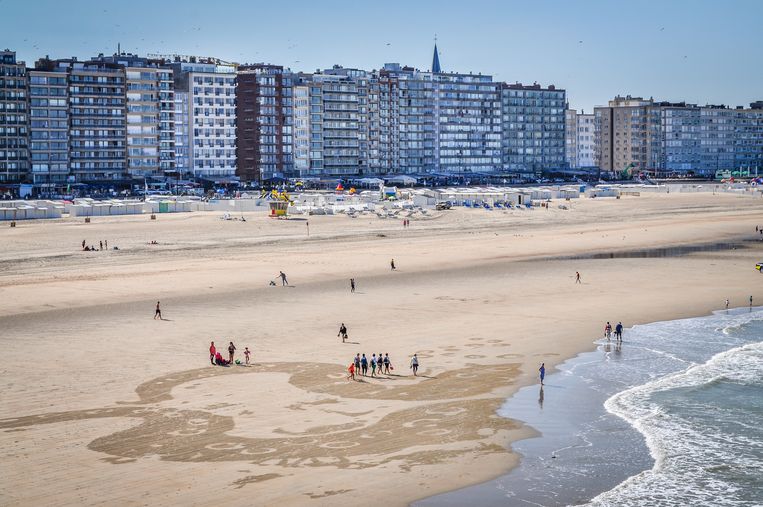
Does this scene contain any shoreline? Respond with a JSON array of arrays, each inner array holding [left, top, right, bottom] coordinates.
[[1, 193, 762, 506], [415, 306, 763, 506]]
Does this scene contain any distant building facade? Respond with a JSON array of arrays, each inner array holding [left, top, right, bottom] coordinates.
[[501, 83, 566, 178], [565, 108, 595, 169], [92, 54, 175, 179], [171, 59, 237, 180], [596, 95, 763, 176], [0, 50, 29, 184], [236, 64, 293, 182], [27, 62, 68, 186]]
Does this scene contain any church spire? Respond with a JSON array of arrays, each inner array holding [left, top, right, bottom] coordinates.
[[431, 37, 441, 73]]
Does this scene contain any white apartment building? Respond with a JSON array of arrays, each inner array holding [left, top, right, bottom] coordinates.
[[172, 60, 236, 180], [576, 112, 595, 167]]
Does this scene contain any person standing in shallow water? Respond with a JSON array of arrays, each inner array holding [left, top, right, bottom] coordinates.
[[539, 362, 545, 385]]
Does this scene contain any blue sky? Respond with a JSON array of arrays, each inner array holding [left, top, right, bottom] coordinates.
[[4, 0, 762, 111]]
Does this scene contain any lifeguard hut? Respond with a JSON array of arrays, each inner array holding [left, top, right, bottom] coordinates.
[[269, 200, 289, 218]]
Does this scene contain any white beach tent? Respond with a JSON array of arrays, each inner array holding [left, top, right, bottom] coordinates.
[[386, 175, 417, 186]]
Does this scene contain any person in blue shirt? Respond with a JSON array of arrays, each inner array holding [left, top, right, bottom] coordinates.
[[539, 363, 545, 385]]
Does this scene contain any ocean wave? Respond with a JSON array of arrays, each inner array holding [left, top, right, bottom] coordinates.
[[588, 340, 763, 506]]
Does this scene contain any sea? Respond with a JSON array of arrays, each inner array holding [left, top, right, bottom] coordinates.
[[415, 307, 763, 506]]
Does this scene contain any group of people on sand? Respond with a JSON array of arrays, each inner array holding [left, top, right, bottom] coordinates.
[[209, 340, 251, 366], [347, 352, 420, 380], [603, 321, 624, 342], [81, 239, 110, 251]]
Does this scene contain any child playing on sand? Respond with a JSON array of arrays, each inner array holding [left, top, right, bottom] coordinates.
[[347, 362, 356, 381], [244, 347, 251, 365]]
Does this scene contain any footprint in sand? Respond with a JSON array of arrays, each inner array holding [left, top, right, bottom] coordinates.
[[497, 353, 521, 359]]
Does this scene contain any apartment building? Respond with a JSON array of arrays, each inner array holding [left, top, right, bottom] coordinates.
[[0, 50, 29, 184], [27, 61, 69, 186], [735, 102, 763, 173], [565, 109, 595, 169], [92, 54, 175, 179], [171, 59, 237, 180], [502, 83, 566, 178], [236, 64, 293, 182], [594, 96, 659, 174]]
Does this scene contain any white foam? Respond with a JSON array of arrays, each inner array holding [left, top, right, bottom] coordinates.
[[587, 339, 763, 506]]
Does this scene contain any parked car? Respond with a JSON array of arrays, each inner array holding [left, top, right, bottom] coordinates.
[[435, 201, 452, 210]]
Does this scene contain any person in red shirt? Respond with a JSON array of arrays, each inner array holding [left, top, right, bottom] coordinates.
[[209, 341, 216, 365]]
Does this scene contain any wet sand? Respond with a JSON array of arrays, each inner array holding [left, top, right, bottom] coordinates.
[[0, 193, 762, 506]]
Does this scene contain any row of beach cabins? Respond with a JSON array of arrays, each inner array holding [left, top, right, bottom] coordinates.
[[1, 182, 757, 221]]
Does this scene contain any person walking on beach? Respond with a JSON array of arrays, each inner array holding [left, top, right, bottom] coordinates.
[[99, 240, 103, 251], [278, 271, 289, 286], [539, 363, 546, 385], [604, 322, 612, 340], [338, 323, 348, 343], [726, 299, 730, 311], [350, 278, 355, 293], [410, 353, 419, 376], [154, 301, 162, 320], [209, 341, 216, 365], [228, 341, 236, 364], [361, 354, 368, 376], [371, 354, 377, 377], [615, 322, 623, 342], [383, 353, 391, 374], [575, 271, 581, 284], [82, 239, 86, 250], [104, 239, 108, 250], [347, 361, 356, 381], [354, 354, 361, 375], [244, 347, 251, 365], [390, 258, 396, 271]]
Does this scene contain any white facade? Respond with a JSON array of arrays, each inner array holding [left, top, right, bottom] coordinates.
[[173, 61, 237, 179], [576, 113, 595, 167]]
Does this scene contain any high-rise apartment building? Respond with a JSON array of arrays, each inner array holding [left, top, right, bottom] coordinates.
[[50, 58, 128, 184], [291, 68, 370, 177], [435, 72, 502, 174], [28, 61, 69, 187], [92, 54, 175, 179], [236, 64, 293, 182], [565, 109, 595, 169], [596, 96, 763, 176], [594, 96, 660, 174], [171, 59, 237, 180], [735, 102, 763, 173], [501, 83, 566, 178], [0, 50, 29, 184]]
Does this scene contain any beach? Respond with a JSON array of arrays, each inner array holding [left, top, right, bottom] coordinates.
[[1, 192, 762, 506]]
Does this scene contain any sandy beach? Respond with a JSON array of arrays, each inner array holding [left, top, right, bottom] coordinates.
[[1, 192, 762, 506]]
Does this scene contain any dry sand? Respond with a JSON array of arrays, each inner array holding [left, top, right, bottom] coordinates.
[[1, 192, 762, 506]]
